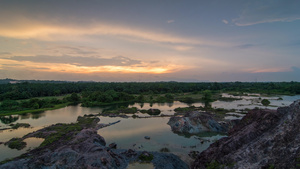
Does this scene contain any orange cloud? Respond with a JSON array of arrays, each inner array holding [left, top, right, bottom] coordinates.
[[0, 18, 229, 48], [39, 64, 180, 74], [0, 58, 184, 74], [245, 67, 290, 73], [0, 19, 195, 44]]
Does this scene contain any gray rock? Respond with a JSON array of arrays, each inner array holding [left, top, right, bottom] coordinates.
[[192, 100, 300, 169], [0, 116, 188, 169], [168, 111, 227, 134], [109, 142, 117, 149]]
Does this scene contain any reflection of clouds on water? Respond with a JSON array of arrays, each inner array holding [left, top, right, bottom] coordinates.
[[129, 101, 204, 115], [98, 118, 168, 138], [215, 93, 300, 110], [0, 136, 44, 162]]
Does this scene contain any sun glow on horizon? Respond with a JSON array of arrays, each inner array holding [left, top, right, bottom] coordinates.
[[0, 58, 183, 75]]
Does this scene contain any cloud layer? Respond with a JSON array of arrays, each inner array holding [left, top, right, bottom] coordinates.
[[233, 0, 300, 26], [0, 1, 299, 82], [6, 55, 141, 67]]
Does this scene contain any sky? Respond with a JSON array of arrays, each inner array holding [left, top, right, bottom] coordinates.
[[0, 0, 300, 82]]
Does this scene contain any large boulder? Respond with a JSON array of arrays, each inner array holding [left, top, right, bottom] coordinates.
[[167, 111, 227, 134], [192, 100, 300, 169]]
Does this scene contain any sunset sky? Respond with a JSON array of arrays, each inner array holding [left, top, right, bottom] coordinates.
[[0, 0, 300, 82]]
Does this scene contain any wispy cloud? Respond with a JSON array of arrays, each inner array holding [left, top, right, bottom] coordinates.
[[0, 16, 232, 49], [167, 20, 175, 24], [245, 67, 291, 73], [1, 55, 186, 74], [235, 44, 255, 49], [233, 0, 300, 26], [0, 52, 11, 55], [5, 55, 141, 67], [173, 46, 193, 51], [0, 18, 198, 45], [222, 19, 229, 24]]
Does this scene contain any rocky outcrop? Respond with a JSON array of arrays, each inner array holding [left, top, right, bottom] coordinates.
[[167, 111, 227, 134], [0, 115, 188, 169], [192, 100, 300, 169]]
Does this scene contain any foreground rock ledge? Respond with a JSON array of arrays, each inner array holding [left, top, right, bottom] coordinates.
[[0, 115, 188, 169], [192, 100, 300, 169]]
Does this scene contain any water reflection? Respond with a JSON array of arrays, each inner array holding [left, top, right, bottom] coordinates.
[[98, 117, 224, 163], [0, 94, 299, 163], [31, 112, 46, 119], [129, 101, 202, 116], [127, 162, 154, 169], [0, 116, 19, 124], [0, 137, 44, 162], [138, 103, 144, 108], [173, 131, 223, 139]]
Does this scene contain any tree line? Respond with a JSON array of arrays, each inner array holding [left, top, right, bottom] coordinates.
[[0, 81, 300, 101]]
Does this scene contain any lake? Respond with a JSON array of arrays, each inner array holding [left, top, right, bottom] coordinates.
[[1, 93, 299, 165]]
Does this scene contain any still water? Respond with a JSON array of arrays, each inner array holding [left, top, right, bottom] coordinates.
[[0, 94, 299, 164]]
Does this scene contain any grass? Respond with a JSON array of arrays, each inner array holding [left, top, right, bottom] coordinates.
[[0, 102, 70, 116], [102, 107, 138, 115], [82, 100, 135, 107], [39, 116, 96, 147], [10, 123, 30, 129], [138, 152, 154, 162], [159, 147, 170, 152], [140, 109, 161, 115], [39, 123, 83, 147], [5, 138, 27, 150], [16, 95, 68, 102]]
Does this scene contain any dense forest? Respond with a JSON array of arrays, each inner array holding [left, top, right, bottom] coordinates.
[[0, 80, 299, 101], [0, 79, 300, 115]]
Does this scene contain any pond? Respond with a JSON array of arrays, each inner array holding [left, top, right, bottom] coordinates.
[[0, 94, 299, 164]]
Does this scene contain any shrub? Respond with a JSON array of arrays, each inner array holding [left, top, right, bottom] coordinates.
[[261, 99, 270, 106]]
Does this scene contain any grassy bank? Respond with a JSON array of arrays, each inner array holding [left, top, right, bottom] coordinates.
[[0, 102, 71, 116]]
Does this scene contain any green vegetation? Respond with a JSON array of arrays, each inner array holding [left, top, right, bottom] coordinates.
[[1, 81, 299, 116], [64, 93, 81, 104], [205, 160, 235, 169], [5, 138, 26, 150], [261, 99, 271, 106], [81, 90, 135, 107], [102, 107, 138, 115], [39, 116, 97, 147], [138, 152, 154, 162], [40, 123, 82, 147], [202, 90, 213, 102], [1, 81, 299, 102], [140, 109, 161, 115], [10, 123, 30, 129], [159, 147, 170, 152], [0, 158, 13, 165], [206, 160, 222, 169], [0, 115, 19, 124], [0, 102, 70, 116], [174, 106, 196, 115]]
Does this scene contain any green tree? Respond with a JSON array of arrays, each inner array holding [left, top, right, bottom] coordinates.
[[261, 99, 270, 106], [65, 93, 81, 104], [0, 99, 19, 110], [202, 90, 213, 102]]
